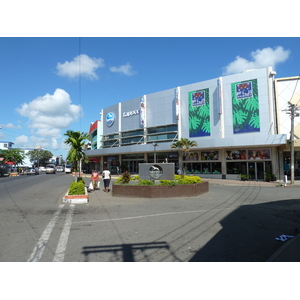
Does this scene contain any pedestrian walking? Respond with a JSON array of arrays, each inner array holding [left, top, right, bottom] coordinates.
[[102, 168, 111, 192], [91, 170, 99, 191]]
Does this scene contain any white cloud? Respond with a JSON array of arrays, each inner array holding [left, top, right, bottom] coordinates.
[[16, 89, 81, 130], [14, 89, 82, 156], [56, 54, 105, 79], [222, 46, 291, 75], [14, 135, 29, 147], [0, 123, 21, 129], [33, 128, 61, 138], [110, 62, 136, 76]]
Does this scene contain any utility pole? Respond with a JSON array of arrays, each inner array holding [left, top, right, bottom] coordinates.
[[283, 103, 300, 184]]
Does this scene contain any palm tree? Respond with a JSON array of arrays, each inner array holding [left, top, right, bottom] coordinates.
[[171, 138, 197, 178], [64, 130, 90, 179]]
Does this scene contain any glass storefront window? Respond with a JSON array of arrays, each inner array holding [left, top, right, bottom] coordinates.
[[185, 162, 221, 174], [147, 133, 177, 141], [122, 130, 144, 137], [201, 151, 219, 160], [148, 125, 178, 134], [227, 162, 247, 174], [226, 150, 247, 160], [184, 152, 199, 161]]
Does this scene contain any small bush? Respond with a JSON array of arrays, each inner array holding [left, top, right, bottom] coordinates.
[[174, 175, 181, 180], [138, 179, 154, 186], [77, 177, 85, 183], [178, 176, 202, 185], [68, 181, 85, 195], [159, 180, 178, 186]]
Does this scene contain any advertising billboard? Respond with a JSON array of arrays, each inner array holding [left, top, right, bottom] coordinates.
[[188, 88, 210, 137], [231, 79, 260, 134]]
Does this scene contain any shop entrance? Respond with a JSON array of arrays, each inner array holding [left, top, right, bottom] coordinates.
[[227, 161, 272, 180], [248, 162, 264, 180]]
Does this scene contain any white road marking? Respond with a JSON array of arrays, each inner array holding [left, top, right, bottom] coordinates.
[[72, 207, 235, 225], [28, 204, 65, 262], [53, 204, 75, 262]]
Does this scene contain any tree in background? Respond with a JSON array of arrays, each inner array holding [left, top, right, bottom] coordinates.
[[64, 130, 90, 179], [170, 138, 197, 178], [26, 149, 53, 167], [2, 148, 26, 166]]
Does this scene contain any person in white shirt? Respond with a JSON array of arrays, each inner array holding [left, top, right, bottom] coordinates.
[[102, 168, 111, 192]]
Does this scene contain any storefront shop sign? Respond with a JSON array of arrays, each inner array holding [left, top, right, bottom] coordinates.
[[123, 109, 140, 118]]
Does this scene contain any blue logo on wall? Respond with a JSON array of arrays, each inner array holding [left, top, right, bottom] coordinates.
[[106, 112, 115, 127]]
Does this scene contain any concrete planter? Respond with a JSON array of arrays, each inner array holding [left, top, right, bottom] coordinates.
[[113, 181, 209, 198], [72, 172, 84, 176], [10, 173, 19, 177], [63, 187, 89, 204]]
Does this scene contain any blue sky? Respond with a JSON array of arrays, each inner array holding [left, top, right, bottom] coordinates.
[[0, 37, 300, 159]]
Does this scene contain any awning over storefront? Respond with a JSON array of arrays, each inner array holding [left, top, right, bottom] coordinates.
[[89, 158, 100, 162]]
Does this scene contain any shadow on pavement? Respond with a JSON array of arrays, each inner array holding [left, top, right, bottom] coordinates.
[[82, 242, 170, 262], [189, 199, 300, 262]]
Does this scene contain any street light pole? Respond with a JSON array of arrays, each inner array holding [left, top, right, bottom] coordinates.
[[152, 143, 158, 163]]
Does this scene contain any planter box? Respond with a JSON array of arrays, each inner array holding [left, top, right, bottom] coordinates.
[[113, 181, 209, 198], [72, 172, 84, 176], [10, 173, 19, 177], [63, 187, 88, 204]]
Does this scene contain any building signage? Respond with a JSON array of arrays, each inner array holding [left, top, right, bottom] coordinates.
[[123, 109, 140, 118], [235, 81, 253, 100], [106, 112, 115, 127], [149, 164, 163, 179]]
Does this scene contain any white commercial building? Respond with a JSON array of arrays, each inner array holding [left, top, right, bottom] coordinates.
[[86, 67, 300, 181]]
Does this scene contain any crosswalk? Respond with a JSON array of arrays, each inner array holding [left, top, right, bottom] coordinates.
[[28, 204, 75, 262]]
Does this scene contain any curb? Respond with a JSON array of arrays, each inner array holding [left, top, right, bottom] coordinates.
[[63, 187, 89, 204]]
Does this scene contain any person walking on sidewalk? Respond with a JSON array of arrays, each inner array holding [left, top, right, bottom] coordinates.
[[91, 170, 99, 191], [102, 168, 111, 192]]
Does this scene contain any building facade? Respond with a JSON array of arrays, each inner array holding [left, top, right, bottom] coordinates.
[[86, 67, 300, 181], [0, 141, 14, 150]]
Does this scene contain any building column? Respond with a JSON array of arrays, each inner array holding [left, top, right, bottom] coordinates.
[[220, 149, 227, 179]]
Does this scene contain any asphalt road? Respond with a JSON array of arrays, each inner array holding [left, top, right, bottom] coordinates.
[[1, 174, 300, 262]]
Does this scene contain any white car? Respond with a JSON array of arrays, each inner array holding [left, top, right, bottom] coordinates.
[[39, 166, 46, 172], [56, 166, 64, 172], [46, 165, 56, 174]]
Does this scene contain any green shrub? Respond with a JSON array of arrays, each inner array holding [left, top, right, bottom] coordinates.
[[68, 181, 85, 195], [77, 177, 85, 183], [138, 179, 154, 185], [159, 180, 178, 186], [178, 176, 202, 185]]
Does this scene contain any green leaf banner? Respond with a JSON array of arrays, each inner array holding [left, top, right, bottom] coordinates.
[[188, 88, 210, 137], [231, 79, 260, 134]]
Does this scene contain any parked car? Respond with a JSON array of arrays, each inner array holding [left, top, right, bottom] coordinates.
[[46, 165, 56, 174], [27, 168, 39, 175], [39, 166, 46, 172]]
